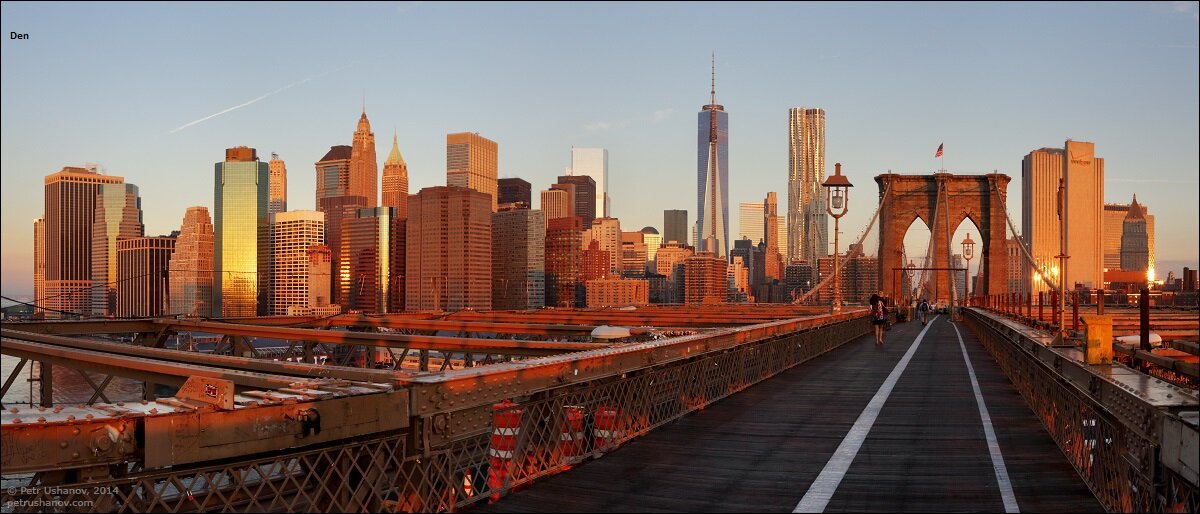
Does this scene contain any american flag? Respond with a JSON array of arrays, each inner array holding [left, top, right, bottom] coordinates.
[[935, 143, 944, 158]]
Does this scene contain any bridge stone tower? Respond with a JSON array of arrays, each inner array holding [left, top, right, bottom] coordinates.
[[876, 173, 1010, 303]]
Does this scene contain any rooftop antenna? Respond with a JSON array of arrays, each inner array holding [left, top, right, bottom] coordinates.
[[710, 52, 716, 105], [362, 89, 366, 114]]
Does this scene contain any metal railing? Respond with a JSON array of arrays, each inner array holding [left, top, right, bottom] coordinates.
[[963, 308, 1198, 513], [1, 309, 867, 512], [972, 291, 1200, 389]]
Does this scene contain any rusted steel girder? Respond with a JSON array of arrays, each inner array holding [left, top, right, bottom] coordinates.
[[1, 329, 409, 385], [2, 376, 407, 475], [302, 315, 625, 336], [0, 319, 158, 335], [154, 319, 604, 356], [1, 337, 328, 391], [438, 311, 812, 326], [405, 309, 867, 416], [217, 312, 441, 325]]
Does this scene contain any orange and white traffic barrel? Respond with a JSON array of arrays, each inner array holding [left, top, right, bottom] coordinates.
[[560, 406, 585, 462], [488, 400, 523, 501], [593, 405, 624, 452]]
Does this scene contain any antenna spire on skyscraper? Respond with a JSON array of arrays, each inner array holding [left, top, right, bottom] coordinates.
[[710, 52, 716, 105]]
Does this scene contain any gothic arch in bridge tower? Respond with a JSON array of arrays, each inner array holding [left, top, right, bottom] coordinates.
[[876, 172, 1010, 304]]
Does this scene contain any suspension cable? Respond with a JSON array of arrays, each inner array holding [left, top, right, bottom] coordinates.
[[913, 180, 942, 301], [793, 180, 892, 304], [989, 182, 1060, 292]]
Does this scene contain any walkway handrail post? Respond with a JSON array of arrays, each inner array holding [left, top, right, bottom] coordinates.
[[1038, 292, 1044, 324], [1140, 288, 1151, 352], [1051, 291, 1059, 330], [1072, 291, 1079, 335]]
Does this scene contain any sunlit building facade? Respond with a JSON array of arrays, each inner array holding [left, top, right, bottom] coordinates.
[[764, 192, 784, 280], [555, 175, 596, 227], [116, 236, 175, 317], [620, 233, 648, 278], [739, 202, 764, 243], [342, 207, 404, 313], [569, 148, 608, 218], [1120, 196, 1150, 274], [316, 145, 368, 305], [697, 76, 729, 257], [545, 216, 583, 308], [540, 187, 573, 225], [214, 146, 269, 316], [350, 111, 378, 207], [268, 153, 287, 218], [90, 182, 144, 316], [169, 207, 215, 317], [407, 186, 492, 311], [655, 241, 694, 303], [316, 145, 352, 205], [788, 107, 827, 265], [583, 217, 622, 275], [299, 245, 340, 316], [585, 278, 648, 307], [33, 218, 45, 317], [271, 211, 325, 315], [816, 253, 879, 305], [1103, 199, 1155, 277], [641, 226, 663, 263], [684, 251, 727, 304], [446, 132, 499, 211], [492, 209, 545, 310], [43, 166, 124, 318], [581, 240, 611, 282], [1006, 237, 1025, 296], [1022, 140, 1104, 293], [382, 133, 410, 218]]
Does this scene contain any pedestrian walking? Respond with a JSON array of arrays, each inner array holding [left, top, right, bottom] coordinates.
[[869, 291, 887, 345]]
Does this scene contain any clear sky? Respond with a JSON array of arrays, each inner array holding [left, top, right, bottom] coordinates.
[[2, 1, 1197, 296]]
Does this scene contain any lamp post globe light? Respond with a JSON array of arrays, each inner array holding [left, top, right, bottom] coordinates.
[[822, 162, 853, 313], [961, 233, 975, 303]]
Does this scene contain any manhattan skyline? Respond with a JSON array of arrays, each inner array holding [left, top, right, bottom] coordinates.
[[2, 2, 1198, 295]]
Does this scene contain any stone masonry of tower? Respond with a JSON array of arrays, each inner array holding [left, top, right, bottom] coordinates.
[[875, 173, 1010, 303]]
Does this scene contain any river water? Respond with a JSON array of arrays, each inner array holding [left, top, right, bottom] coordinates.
[[1, 354, 144, 406]]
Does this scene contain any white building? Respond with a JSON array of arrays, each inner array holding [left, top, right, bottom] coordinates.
[[570, 147, 609, 218]]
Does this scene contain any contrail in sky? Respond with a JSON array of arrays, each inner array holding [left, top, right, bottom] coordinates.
[[169, 64, 352, 134]]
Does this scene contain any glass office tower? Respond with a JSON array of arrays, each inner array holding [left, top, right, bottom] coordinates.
[[214, 146, 269, 316]]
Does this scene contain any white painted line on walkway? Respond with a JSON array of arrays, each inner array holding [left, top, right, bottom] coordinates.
[[951, 322, 1020, 513], [793, 315, 940, 513]]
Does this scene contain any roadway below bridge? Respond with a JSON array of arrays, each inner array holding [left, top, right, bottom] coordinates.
[[475, 314, 1102, 513]]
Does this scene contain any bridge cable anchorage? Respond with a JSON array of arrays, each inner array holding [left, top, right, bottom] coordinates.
[[793, 181, 893, 304], [989, 182, 1060, 293]]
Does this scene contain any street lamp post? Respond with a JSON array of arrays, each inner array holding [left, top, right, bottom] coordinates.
[[823, 162, 853, 313], [905, 259, 916, 318], [1055, 177, 1070, 340], [961, 233, 975, 305]]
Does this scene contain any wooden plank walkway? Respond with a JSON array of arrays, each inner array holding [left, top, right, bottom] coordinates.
[[474, 316, 1102, 513]]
